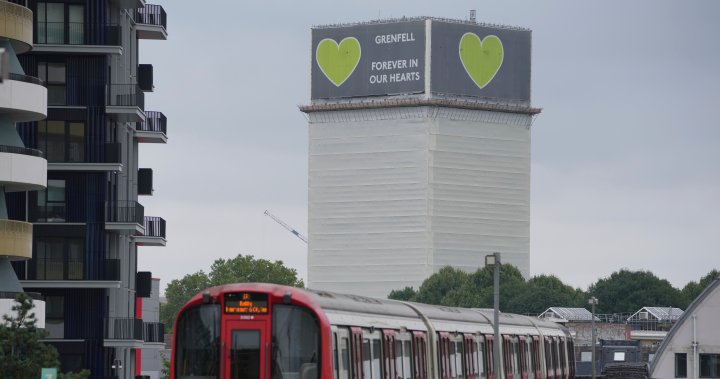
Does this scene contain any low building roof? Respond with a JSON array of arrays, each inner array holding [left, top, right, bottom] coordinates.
[[539, 307, 599, 322], [627, 307, 683, 322]]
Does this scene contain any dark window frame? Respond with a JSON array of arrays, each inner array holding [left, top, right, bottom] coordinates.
[[37, 119, 86, 163], [34, 237, 84, 280], [700, 353, 720, 378], [37, 61, 67, 105]]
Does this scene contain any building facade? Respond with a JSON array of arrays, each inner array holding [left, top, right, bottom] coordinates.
[[304, 18, 537, 297], [4, 0, 168, 377], [0, 0, 47, 325]]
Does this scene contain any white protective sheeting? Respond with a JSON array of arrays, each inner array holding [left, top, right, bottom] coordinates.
[[308, 107, 531, 297]]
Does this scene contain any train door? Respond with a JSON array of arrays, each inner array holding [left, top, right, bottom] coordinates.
[[567, 339, 575, 379], [335, 327, 351, 379], [518, 337, 528, 379], [531, 336, 541, 379], [476, 337, 486, 379], [224, 320, 269, 379], [438, 332, 451, 379], [395, 332, 413, 379], [464, 334, 477, 379], [351, 327, 364, 379], [483, 335, 495, 379], [382, 330, 397, 379], [412, 331, 428, 379]]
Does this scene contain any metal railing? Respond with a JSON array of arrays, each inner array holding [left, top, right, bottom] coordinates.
[[105, 201, 144, 225], [106, 84, 145, 109], [35, 22, 121, 46], [143, 322, 165, 343], [136, 4, 167, 30], [0, 144, 45, 158], [137, 111, 166, 134], [105, 318, 143, 340], [35, 259, 84, 280], [7, 72, 45, 86], [143, 216, 166, 239]]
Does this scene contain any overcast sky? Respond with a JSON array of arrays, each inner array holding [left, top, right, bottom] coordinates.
[[136, 0, 720, 295]]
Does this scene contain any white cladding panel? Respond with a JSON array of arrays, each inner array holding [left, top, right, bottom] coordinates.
[[308, 118, 431, 298], [430, 119, 530, 276], [308, 108, 532, 297]]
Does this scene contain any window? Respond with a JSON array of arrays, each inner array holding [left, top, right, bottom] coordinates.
[[36, 179, 66, 222], [38, 63, 66, 105], [174, 305, 221, 378], [272, 305, 320, 379], [581, 352, 592, 362], [700, 354, 720, 378], [38, 121, 85, 162], [45, 295, 64, 338], [35, 237, 84, 280], [36, 3, 84, 44], [675, 353, 687, 378], [613, 352, 626, 362]]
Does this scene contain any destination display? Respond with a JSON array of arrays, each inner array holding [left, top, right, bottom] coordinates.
[[311, 21, 426, 99], [224, 292, 268, 314]]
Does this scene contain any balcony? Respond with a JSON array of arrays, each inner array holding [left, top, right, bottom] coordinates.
[[105, 201, 145, 235], [33, 23, 122, 55], [135, 111, 167, 143], [138, 64, 153, 92], [134, 216, 166, 247], [47, 142, 122, 172], [0, 219, 32, 260], [111, 0, 146, 11], [0, 73, 47, 122], [138, 168, 153, 195], [18, 259, 122, 289], [105, 317, 144, 348], [136, 5, 167, 40], [143, 322, 165, 347], [105, 84, 145, 123], [0, 1, 33, 54], [0, 145, 47, 192]]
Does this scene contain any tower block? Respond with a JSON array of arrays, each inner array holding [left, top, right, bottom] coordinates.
[[303, 18, 539, 297]]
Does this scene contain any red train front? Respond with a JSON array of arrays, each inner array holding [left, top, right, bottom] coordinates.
[[171, 283, 332, 379]]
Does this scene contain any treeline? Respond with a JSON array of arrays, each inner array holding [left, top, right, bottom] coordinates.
[[387, 266, 719, 315]]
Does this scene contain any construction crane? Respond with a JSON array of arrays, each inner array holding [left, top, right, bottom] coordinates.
[[264, 210, 308, 244]]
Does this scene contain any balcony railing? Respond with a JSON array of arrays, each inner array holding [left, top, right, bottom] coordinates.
[[34, 259, 84, 280], [105, 201, 144, 225], [0, 144, 45, 158], [35, 22, 121, 46], [143, 322, 165, 343], [105, 318, 143, 340], [136, 5, 167, 30], [143, 216, 166, 239], [7, 73, 45, 86], [137, 111, 166, 134], [106, 84, 145, 109], [105, 259, 120, 281]]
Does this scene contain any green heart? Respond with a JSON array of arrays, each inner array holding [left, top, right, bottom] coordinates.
[[316, 37, 361, 87], [459, 33, 504, 89]]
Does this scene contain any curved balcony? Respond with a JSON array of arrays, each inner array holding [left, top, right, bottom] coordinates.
[[0, 2, 33, 54], [0, 219, 33, 260], [0, 146, 47, 192], [0, 74, 47, 122]]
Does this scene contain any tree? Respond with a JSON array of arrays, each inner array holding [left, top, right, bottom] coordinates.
[[413, 266, 471, 306], [588, 269, 685, 314], [0, 293, 59, 378], [388, 286, 416, 301], [506, 275, 586, 315], [682, 269, 720, 306], [161, 254, 304, 330]]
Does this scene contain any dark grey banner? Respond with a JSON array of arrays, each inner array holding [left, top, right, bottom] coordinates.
[[311, 21, 426, 99], [431, 21, 531, 102]]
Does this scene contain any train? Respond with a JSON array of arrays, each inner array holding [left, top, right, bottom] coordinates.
[[171, 283, 575, 379]]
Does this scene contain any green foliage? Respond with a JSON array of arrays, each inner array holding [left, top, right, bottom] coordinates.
[[160, 353, 170, 379], [387, 287, 416, 301], [588, 269, 685, 314], [58, 369, 91, 379], [681, 269, 720, 306], [414, 267, 471, 305], [161, 254, 304, 330], [0, 293, 59, 378], [506, 274, 586, 315]]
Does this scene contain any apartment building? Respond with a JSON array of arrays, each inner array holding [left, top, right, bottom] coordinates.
[[3, 0, 168, 377]]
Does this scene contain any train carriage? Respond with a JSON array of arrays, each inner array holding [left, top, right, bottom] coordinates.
[[171, 283, 574, 379]]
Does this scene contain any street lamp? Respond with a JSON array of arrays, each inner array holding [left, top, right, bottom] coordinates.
[[588, 296, 599, 379], [485, 252, 501, 379]]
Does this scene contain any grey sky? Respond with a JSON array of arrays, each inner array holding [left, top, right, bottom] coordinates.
[[137, 0, 720, 294]]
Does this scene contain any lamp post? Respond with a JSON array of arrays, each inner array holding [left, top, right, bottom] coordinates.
[[485, 252, 501, 379], [588, 296, 599, 379]]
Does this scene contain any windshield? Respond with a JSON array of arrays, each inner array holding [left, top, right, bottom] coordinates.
[[175, 305, 221, 379], [272, 305, 320, 379]]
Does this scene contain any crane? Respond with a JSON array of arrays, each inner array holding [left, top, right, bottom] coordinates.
[[263, 210, 308, 244]]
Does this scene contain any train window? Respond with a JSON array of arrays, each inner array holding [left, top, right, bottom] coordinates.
[[363, 339, 372, 379], [372, 339, 383, 379], [395, 340, 404, 379], [174, 304, 220, 379], [341, 337, 351, 379], [231, 330, 261, 379], [403, 341, 413, 379], [476, 340, 485, 378], [455, 341, 465, 379], [272, 305, 320, 379]]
